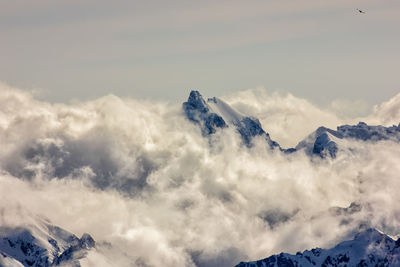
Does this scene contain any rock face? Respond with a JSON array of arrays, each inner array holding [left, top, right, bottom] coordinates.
[[182, 91, 280, 148], [312, 132, 339, 158], [295, 126, 343, 158], [236, 228, 400, 267], [0, 220, 95, 267], [183, 91, 227, 135]]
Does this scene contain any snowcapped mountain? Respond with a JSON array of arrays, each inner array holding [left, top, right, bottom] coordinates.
[[295, 126, 346, 158], [0, 218, 95, 267], [236, 228, 400, 267], [183, 90, 280, 148], [183, 91, 400, 158], [296, 122, 400, 158]]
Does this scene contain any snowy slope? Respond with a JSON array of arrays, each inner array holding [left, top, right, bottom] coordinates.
[[207, 96, 245, 125], [236, 228, 400, 267], [0, 218, 95, 267], [0, 252, 24, 267]]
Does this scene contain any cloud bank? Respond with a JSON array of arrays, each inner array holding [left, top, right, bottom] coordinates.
[[0, 82, 399, 267]]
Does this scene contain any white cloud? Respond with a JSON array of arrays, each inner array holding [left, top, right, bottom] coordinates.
[[224, 88, 344, 147], [0, 82, 400, 266], [328, 98, 371, 119], [369, 93, 400, 126]]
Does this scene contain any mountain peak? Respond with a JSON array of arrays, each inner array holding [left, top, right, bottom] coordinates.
[[182, 90, 280, 148], [186, 90, 209, 114], [183, 91, 226, 135]]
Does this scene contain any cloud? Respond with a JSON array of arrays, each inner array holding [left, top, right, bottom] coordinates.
[[224, 88, 344, 147], [328, 98, 371, 119], [369, 92, 400, 126], [0, 82, 400, 266]]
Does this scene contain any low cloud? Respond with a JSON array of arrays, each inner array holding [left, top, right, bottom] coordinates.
[[0, 82, 399, 267]]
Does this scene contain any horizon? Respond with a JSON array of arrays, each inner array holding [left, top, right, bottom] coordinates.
[[1, 0, 399, 107]]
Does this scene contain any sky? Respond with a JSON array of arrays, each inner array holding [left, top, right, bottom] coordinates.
[[1, 0, 400, 106]]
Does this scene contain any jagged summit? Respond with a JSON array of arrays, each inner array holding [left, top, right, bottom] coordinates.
[[183, 90, 227, 135], [183, 90, 280, 148], [236, 228, 400, 267], [185, 90, 210, 116]]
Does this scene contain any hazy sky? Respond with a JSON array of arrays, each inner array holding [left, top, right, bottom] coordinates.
[[1, 0, 399, 105]]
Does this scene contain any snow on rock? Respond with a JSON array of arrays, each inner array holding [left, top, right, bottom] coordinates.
[[337, 122, 400, 142], [183, 91, 280, 148], [0, 251, 25, 267], [0, 218, 95, 267], [296, 122, 400, 158], [182, 91, 227, 135], [296, 127, 344, 158], [236, 228, 400, 267], [183, 91, 400, 156]]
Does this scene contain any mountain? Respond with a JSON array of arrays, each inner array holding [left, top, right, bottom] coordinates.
[[183, 90, 280, 148], [296, 122, 400, 158], [0, 218, 95, 267], [183, 91, 400, 158], [236, 228, 400, 267], [295, 126, 345, 158]]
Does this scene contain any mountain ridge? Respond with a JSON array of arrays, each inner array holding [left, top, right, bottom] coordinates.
[[236, 228, 400, 267], [183, 90, 400, 158]]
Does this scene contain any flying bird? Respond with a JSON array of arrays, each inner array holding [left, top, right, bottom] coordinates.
[[357, 9, 365, 14]]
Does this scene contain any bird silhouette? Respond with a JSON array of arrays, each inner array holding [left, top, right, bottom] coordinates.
[[357, 9, 365, 14]]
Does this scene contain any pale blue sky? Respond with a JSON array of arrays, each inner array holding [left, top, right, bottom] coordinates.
[[1, 0, 399, 106]]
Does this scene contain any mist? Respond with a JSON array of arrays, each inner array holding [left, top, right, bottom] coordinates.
[[1, 82, 399, 267]]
